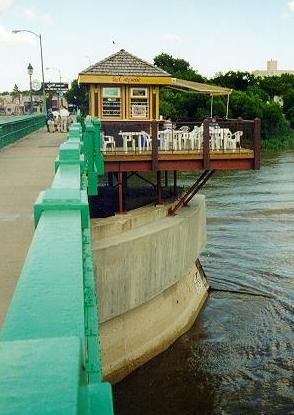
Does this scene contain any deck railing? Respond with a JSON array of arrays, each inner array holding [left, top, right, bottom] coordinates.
[[0, 114, 46, 149], [0, 120, 113, 414], [100, 117, 261, 170]]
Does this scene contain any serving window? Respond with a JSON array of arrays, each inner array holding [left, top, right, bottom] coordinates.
[[130, 87, 149, 118], [102, 87, 121, 117]]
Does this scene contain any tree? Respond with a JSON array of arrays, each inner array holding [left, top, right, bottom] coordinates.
[[212, 71, 258, 91], [154, 53, 206, 82], [11, 84, 20, 101], [286, 107, 294, 129], [65, 79, 89, 115], [229, 91, 263, 120], [259, 76, 284, 99], [262, 101, 289, 138], [283, 89, 294, 113]]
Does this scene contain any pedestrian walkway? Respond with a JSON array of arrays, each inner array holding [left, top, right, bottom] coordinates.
[[0, 128, 65, 325]]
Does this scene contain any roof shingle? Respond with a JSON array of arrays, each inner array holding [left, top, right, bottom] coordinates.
[[80, 49, 170, 77]]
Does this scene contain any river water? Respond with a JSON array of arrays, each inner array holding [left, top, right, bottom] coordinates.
[[114, 151, 294, 415]]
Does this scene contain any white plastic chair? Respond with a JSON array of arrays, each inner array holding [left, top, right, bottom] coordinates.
[[102, 134, 116, 151], [230, 131, 243, 150], [119, 131, 136, 153], [178, 126, 190, 150], [158, 129, 172, 151], [140, 131, 152, 151], [189, 127, 203, 150], [210, 129, 223, 151]]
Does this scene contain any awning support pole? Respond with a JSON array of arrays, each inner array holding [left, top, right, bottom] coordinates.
[[210, 95, 214, 118], [226, 93, 230, 119]]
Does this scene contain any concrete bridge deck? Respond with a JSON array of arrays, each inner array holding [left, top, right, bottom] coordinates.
[[0, 128, 65, 325]]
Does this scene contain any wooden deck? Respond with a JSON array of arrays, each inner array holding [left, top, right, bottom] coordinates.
[[103, 149, 255, 172]]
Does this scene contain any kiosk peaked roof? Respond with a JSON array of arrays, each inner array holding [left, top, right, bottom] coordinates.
[[81, 49, 171, 77]]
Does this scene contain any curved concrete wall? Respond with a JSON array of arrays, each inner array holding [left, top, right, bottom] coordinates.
[[100, 263, 208, 383], [92, 196, 206, 323]]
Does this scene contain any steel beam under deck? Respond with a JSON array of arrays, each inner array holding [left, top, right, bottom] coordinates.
[[168, 170, 215, 216], [104, 158, 254, 173]]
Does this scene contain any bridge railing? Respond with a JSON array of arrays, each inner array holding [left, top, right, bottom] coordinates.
[[0, 114, 46, 149], [0, 120, 113, 414]]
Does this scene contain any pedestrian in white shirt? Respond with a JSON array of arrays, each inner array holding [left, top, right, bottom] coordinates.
[[60, 107, 69, 132]]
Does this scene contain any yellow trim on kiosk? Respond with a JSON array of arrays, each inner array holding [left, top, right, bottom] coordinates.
[[79, 74, 172, 85]]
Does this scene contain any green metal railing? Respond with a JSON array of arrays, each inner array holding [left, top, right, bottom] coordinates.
[[0, 114, 46, 149], [0, 120, 112, 414]]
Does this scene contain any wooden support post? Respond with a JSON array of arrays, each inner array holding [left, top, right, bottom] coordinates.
[[151, 120, 158, 172], [173, 170, 177, 196], [108, 173, 113, 187], [118, 172, 123, 214], [164, 171, 168, 188], [122, 172, 128, 204], [203, 118, 210, 169], [253, 118, 261, 170], [156, 171, 162, 205]]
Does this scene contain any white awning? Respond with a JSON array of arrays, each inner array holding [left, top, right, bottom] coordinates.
[[168, 78, 232, 96]]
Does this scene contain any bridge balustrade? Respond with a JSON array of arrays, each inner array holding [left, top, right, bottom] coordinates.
[[0, 120, 113, 414], [0, 114, 46, 149]]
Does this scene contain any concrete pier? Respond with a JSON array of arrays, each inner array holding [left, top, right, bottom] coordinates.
[[91, 197, 208, 382], [0, 129, 65, 325]]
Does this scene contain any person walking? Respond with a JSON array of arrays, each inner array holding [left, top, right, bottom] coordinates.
[[45, 109, 54, 132], [60, 106, 69, 132]]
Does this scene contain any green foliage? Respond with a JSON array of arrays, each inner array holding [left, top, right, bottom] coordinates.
[[247, 85, 268, 102], [283, 89, 294, 113], [229, 91, 263, 119], [285, 106, 294, 129], [261, 102, 289, 139], [261, 132, 294, 150], [65, 79, 89, 115], [154, 53, 206, 82], [258, 76, 284, 98], [212, 71, 258, 91], [11, 84, 20, 100], [159, 88, 212, 120]]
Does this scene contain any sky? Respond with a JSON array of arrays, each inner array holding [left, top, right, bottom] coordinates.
[[1, 0, 294, 91]]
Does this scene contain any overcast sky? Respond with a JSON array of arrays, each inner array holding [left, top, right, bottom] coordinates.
[[1, 0, 294, 91]]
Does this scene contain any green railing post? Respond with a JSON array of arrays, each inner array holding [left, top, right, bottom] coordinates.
[[84, 123, 98, 196], [92, 117, 105, 176]]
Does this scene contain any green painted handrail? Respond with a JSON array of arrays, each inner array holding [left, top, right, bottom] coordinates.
[[0, 121, 113, 414], [82, 117, 104, 196], [0, 114, 46, 149]]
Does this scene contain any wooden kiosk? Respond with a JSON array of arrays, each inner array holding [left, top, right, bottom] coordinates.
[[78, 49, 172, 121]]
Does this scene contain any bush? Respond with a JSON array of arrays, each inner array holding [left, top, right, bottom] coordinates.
[[261, 101, 289, 139]]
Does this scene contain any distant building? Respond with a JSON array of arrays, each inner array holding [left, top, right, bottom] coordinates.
[[0, 93, 43, 115], [253, 60, 294, 77]]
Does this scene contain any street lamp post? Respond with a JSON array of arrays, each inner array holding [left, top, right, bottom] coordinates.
[[27, 63, 33, 113], [46, 67, 62, 109], [12, 30, 47, 113]]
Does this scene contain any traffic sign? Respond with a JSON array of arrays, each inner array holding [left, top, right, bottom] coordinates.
[[44, 82, 69, 92]]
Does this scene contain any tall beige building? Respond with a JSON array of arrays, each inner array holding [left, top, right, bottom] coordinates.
[[253, 60, 294, 77]]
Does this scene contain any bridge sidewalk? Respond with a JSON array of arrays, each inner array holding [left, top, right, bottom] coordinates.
[[0, 128, 65, 326]]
